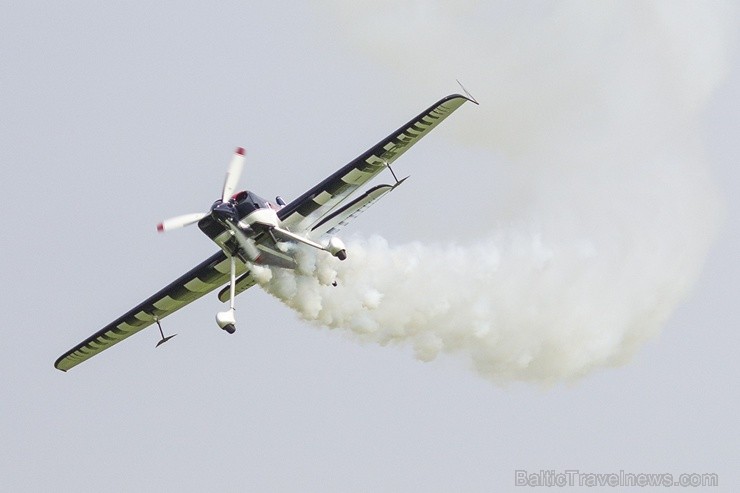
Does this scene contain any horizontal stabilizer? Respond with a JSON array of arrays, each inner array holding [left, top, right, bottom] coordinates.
[[310, 180, 404, 238], [217, 270, 257, 303]]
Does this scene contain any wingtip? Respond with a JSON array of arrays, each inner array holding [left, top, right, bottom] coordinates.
[[53, 358, 68, 372], [235, 147, 245, 156], [156, 222, 164, 233]]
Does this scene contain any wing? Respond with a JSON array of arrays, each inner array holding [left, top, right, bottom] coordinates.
[[54, 251, 247, 371], [277, 94, 475, 235]]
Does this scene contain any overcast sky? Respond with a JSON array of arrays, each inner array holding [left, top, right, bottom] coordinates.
[[1, 2, 738, 492]]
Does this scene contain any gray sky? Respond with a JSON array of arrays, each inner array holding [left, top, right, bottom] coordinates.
[[1, 2, 737, 492]]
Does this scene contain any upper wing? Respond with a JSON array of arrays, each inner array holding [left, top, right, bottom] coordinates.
[[277, 94, 475, 236], [54, 251, 247, 371]]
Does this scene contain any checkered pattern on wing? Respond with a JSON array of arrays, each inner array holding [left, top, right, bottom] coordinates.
[[278, 94, 471, 233], [54, 252, 246, 371]]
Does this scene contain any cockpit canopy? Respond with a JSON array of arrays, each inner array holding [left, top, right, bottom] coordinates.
[[232, 190, 269, 217]]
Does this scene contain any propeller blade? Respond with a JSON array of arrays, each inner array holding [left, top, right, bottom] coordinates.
[[222, 147, 246, 202], [157, 213, 207, 233]]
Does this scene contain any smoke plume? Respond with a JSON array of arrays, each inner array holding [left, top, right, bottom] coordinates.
[[259, 2, 735, 383]]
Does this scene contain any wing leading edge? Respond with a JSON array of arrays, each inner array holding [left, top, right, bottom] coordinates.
[[54, 252, 247, 371], [278, 94, 475, 236]]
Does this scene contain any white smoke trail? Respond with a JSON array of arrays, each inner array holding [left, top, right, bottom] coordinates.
[[258, 2, 735, 383]]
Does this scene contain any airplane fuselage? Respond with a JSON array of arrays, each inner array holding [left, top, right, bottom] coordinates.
[[198, 190, 297, 269]]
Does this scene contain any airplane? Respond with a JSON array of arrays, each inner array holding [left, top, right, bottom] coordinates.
[[54, 93, 477, 371]]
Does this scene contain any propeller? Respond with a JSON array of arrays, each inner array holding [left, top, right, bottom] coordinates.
[[222, 147, 246, 202], [157, 147, 246, 233], [156, 213, 207, 233]]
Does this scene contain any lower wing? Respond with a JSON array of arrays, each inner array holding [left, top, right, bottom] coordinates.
[[54, 251, 246, 371]]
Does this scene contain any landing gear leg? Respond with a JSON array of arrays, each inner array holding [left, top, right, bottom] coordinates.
[[216, 255, 237, 334]]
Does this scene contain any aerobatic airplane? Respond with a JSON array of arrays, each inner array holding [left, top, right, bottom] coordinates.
[[55, 93, 476, 371]]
